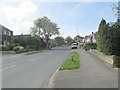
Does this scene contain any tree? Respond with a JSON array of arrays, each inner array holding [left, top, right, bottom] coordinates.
[[65, 36, 73, 45], [96, 19, 107, 52], [49, 39, 56, 47], [96, 18, 120, 56], [54, 36, 64, 46], [108, 26, 120, 56], [31, 16, 60, 49], [13, 34, 40, 49]]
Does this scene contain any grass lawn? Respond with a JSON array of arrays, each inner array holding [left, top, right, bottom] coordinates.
[[60, 50, 80, 70]]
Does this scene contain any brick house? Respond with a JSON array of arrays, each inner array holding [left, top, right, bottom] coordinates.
[[74, 35, 84, 48], [74, 35, 84, 43]]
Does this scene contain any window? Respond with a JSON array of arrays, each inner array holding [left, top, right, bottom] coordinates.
[[4, 30, 6, 35], [8, 31, 11, 36], [2, 41, 4, 45]]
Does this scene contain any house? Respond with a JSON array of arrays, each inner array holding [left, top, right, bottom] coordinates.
[[84, 32, 96, 43], [74, 35, 84, 48], [0, 24, 13, 47], [74, 35, 84, 43]]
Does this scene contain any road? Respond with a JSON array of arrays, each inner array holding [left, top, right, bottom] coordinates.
[[2, 46, 71, 88]]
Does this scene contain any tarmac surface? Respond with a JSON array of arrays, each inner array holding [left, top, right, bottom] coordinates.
[[54, 49, 118, 88], [2, 46, 71, 88]]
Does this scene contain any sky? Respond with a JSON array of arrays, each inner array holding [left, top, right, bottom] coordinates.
[[0, 0, 119, 38]]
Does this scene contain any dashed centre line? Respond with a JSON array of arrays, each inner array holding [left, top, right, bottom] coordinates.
[[29, 56, 43, 61], [0, 65, 16, 71], [1, 52, 56, 71], [1, 56, 44, 71]]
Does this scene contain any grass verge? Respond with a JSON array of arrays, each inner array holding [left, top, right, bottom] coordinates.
[[60, 50, 80, 70]]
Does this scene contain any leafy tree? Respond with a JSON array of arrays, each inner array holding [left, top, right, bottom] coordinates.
[[65, 36, 73, 45], [31, 16, 60, 48], [54, 36, 64, 46], [49, 39, 56, 47]]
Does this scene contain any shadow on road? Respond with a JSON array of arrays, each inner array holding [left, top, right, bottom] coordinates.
[[51, 46, 71, 51], [51, 48, 71, 50]]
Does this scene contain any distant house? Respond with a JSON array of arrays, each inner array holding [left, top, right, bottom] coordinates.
[[74, 35, 84, 43], [74, 35, 84, 48], [84, 32, 96, 43], [0, 24, 13, 47]]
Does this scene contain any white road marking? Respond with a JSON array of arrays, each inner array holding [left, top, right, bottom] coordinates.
[[0, 65, 16, 71], [29, 56, 43, 61]]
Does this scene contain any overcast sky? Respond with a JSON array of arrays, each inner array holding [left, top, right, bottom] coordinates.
[[0, 0, 118, 38]]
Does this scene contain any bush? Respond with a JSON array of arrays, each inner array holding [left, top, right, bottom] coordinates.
[[13, 46, 24, 53], [2, 47, 7, 51], [15, 43, 20, 46], [7, 43, 16, 50], [26, 45, 36, 50], [113, 55, 120, 68], [84, 43, 97, 50]]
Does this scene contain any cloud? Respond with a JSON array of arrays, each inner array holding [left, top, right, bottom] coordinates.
[[0, 1, 39, 35]]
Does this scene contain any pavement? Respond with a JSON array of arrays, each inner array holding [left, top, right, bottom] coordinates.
[[53, 49, 118, 88], [2, 46, 71, 88]]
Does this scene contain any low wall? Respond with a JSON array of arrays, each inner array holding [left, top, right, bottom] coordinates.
[[89, 49, 120, 67]]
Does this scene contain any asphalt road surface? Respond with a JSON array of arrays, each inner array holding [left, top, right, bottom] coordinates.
[[2, 46, 71, 88]]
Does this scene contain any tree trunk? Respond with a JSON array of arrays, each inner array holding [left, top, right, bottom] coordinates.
[[39, 39, 41, 49], [46, 40, 49, 49]]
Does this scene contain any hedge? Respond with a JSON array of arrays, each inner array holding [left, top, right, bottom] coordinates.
[[84, 42, 97, 50]]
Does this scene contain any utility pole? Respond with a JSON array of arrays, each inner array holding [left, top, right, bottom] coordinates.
[[76, 28, 78, 35]]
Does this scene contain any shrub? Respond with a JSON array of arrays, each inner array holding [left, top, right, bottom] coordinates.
[[84, 43, 97, 50], [7, 43, 16, 50], [26, 45, 36, 50], [113, 55, 120, 68], [13, 46, 24, 53], [15, 43, 20, 46], [2, 47, 7, 51]]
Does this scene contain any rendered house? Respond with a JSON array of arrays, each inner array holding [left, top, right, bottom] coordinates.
[[0, 24, 13, 47], [84, 32, 96, 43]]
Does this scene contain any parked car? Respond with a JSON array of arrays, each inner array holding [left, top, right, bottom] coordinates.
[[71, 43, 78, 49]]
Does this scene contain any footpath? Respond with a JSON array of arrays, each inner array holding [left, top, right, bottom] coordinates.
[[49, 49, 118, 88]]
